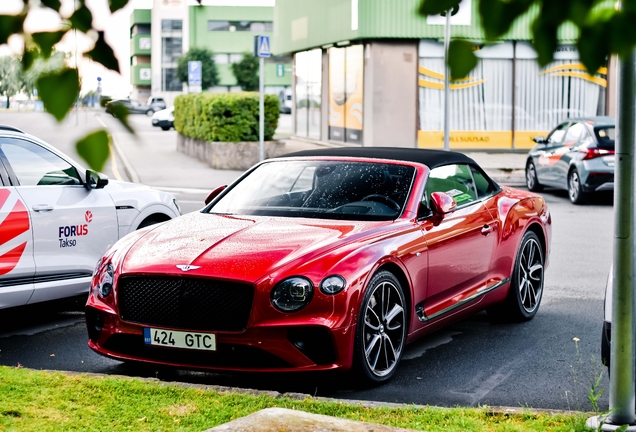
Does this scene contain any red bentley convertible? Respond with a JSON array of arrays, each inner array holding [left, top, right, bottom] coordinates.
[[86, 147, 551, 383]]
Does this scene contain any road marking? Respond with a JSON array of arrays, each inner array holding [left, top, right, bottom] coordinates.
[[95, 114, 141, 183], [450, 357, 523, 406]]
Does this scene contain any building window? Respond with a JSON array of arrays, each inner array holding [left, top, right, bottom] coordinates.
[[208, 20, 273, 32], [229, 54, 243, 63], [214, 54, 229, 64], [132, 23, 150, 36], [294, 49, 322, 140], [162, 68, 181, 91], [162, 37, 182, 64], [328, 45, 364, 144], [162, 20, 182, 31]]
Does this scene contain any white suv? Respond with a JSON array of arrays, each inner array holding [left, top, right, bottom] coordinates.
[[0, 125, 181, 309]]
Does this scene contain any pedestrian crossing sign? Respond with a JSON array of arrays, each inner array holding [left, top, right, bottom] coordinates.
[[254, 35, 271, 58]]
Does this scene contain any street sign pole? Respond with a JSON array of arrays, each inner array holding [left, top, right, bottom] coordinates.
[[443, 9, 451, 151], [259, 55, 264, 162]]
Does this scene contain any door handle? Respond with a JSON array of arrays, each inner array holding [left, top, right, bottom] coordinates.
[[32, 204, 54, 212], [481, 224, 494, 235]]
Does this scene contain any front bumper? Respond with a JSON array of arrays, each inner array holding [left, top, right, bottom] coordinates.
[[85, 301, 356, 373]]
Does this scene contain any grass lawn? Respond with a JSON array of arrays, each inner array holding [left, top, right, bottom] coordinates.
[[0, 366, 589, 431]]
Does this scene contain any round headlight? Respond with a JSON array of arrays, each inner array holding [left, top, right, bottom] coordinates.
[[98, 263, 114, 298], [320, 275, 346, 295], [270, 277, 314, 312]]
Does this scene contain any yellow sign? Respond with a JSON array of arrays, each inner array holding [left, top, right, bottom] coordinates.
[[418, 130, 548, 149]]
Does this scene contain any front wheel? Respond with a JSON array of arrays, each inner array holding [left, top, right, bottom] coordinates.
[[353, 270, 407, 384], [525, 161, 543, 192], [568, 169, 587, 204], [146, 109, 154, 116], [161, 126, 170, 131], [488, 230, 545, 322]]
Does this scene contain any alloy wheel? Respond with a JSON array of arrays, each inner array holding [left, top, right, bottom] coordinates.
[[517, 237, 544, 314], [569, 171, 580, 202], [362, 280, 405, 378], [526, 164, 536, 189]]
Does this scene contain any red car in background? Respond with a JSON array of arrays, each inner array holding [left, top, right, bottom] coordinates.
[[86, 147, 551, 384]]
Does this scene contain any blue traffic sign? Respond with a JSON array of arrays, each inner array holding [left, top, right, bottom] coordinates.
[[254, 35, 271, 58], [188, 61, 202, 86]]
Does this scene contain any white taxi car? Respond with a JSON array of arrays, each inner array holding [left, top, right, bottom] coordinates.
[[0, 125, 181, 309]]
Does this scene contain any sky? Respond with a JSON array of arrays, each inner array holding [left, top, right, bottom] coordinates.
[[0, 0, 274, 97]]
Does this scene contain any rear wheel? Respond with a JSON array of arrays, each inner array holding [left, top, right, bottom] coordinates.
[[161, 126, 170, 131], [525, 161, 543, 192], [146, 109, 154, 116], [568, 168, 587, 204], [353, 271, 407, 385], [488, 231, 545, 322]]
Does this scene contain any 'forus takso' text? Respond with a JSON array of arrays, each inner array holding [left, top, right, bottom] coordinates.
[[58, 224, 88, 248]]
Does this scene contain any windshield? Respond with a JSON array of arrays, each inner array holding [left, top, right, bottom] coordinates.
[[208, 160, 416, 221], [595, 126, 615, 149]]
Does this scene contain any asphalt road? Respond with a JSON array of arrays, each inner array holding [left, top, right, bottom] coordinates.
[[0, 110, 613, 411]]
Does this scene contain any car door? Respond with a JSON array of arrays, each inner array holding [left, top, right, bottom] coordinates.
[[536, 122, 569, 185], [418, 163, 498, 321], [553, 121, 586, 189], [0, 137, 118, 303], [0, 155, 35, 308]]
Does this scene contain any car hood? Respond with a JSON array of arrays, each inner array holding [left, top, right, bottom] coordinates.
[[121, 211, 387, 282]]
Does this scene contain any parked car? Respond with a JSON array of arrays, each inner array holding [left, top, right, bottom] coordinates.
[[151, 107, 174, 131], [279, 88, 292, 114], [525, 116, 615, 204], [147, 97, 167, 113], [105, 99, 154, 116], [86, 147, 551, 383], [0, 125, 181, 310]]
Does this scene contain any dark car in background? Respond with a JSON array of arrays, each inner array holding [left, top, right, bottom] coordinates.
[[105, 99, 155, 116], [525, 116, 615, 204], [148, 97, 167, 113]]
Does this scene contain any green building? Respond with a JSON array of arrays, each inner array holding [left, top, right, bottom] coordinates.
[[273, 0, 610, 149], [130, 0, 291, 106]]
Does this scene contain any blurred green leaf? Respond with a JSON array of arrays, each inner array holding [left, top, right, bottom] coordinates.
[[84, 31, 119, 73], [418, 0, 461, 16], [40, 0, 61, 12], [76, 130, 110, 172], [69, 4, 92, 33], [478, 0, 533, 40], [531, 19, 559, 67], [0, 14, 26, 45], [36, 68, 79, 122], [21, 48, 38, 71], [109, 0, 129, 13], [447, 39, 478, 79], [32, 31, 67, 58], [108, 104, 134, 134]]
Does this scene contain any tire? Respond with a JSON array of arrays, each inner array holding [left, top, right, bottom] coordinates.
[[353, 270, 407, 385], [146, 109, 154, 116], [488, 231, 545, 322], [568, 168, 587, 204], [161, 126, 170, 131], [525, 161, 543, 192], [137, 218, 165, 229]]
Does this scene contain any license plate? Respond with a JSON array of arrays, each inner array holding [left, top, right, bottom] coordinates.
[[143, 328, 216, 351]]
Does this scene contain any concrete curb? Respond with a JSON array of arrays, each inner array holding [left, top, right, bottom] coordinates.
[[42, 369, 582, 418]]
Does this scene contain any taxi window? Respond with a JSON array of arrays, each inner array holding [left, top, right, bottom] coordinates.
[[0, 139, 82, 186], [425, 164, 477, 206], [563, 122, 585, 143], [547, 123, 569, 143]]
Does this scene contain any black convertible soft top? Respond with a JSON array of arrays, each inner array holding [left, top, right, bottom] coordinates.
[[278, 147, 477, 170]]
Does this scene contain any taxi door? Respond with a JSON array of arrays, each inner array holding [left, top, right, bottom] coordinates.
[[0, 158, 35, 308], [0, 137, 118, 303]]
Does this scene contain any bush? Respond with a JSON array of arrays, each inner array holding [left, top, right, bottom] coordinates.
[[174, 92, 280, 142], [99, 97, 112, 108]]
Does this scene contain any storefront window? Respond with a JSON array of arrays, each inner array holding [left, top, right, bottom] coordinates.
[[294, 49, 322, 139], [328, 45, 364, 144]]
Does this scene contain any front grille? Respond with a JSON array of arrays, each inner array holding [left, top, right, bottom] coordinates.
[[118, 276, 254, 332]]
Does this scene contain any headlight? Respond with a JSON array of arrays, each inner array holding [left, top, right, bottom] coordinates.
[[270, 277, 314, 312], [98, 263, 114, 298], [320, 275, 346, 295]]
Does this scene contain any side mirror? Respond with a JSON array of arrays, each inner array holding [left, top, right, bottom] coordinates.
[[430, 192, 457, 216], [86, 170, 109, 189], [532, 136, 547, 144], [205, 185, 227, 205]]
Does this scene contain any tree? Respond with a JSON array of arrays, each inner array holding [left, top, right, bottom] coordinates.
[[231, 52, 259, 91], [176, 47, 219, 90], [0, 55, 23, 109]]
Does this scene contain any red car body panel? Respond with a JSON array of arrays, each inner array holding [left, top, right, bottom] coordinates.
[[86, 156, 551, 373]]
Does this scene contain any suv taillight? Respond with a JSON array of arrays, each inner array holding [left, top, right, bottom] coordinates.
[[579, 147, 615, 160]]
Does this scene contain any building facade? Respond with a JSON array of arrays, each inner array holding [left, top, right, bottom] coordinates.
[[130, 0, 291, 105], [273, 0, 610, 149]]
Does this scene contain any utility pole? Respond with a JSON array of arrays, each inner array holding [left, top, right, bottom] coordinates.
[[254, 34, 271, 162], [443, 8, 451, 151]]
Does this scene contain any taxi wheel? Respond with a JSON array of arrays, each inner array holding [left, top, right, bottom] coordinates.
[[568, 169, 587, 205], [353, 270, 406, 385], [526, 161, 543, 192]]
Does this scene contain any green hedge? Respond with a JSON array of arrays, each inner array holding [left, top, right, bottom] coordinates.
[[174, 92, 279, 142]]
